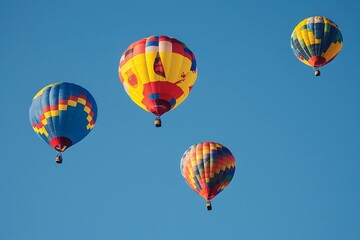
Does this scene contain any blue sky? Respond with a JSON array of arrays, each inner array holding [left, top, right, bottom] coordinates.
[[1, 0, 360, 239]]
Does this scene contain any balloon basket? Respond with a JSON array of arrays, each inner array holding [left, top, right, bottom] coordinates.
[[206, 201, 212, 211], [315, 69, 320, 76], [55, 153, 63, 164], [154, 117, 162, 127]]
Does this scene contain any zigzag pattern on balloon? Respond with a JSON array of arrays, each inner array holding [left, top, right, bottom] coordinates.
[[31, 94, 96, 137], [180, 142, 236, 201]]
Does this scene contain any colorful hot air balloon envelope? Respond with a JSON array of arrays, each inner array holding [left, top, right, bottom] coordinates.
[[118, 35, 197, 127], [290, 16, 343, 76], [29, 82, 97, 163], [180, 142, 236, 210]]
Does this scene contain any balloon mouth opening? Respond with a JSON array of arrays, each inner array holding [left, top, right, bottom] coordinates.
[[308, 56, 326, 67], [207, 194, 216, 200], [150, 100, 171, 116], [50, 137, 73, 152]]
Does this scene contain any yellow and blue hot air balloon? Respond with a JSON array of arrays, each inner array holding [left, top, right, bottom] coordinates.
[[118, 35, 197, 127], [290, 16, 343, 76], [180, 142, 236, 210], [29, 82, 97, 163]]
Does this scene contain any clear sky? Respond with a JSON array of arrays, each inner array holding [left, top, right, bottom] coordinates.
[[1, 0, 360, 239]]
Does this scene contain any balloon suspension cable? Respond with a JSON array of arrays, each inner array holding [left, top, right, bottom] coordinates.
[[314, 69, 320, 77], [55, 152, 63, 164], [154, 117, 162, 128], [206, 200, 212, 211]]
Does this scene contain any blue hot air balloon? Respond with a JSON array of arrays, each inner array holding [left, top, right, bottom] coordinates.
[[29, 82, 97, 163]]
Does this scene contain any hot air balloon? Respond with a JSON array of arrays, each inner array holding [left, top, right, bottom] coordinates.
[[290, 16, 343, 76], [29, 82, 97, 163], [180, 142, 236, 210], [118, 35, 197, 127]]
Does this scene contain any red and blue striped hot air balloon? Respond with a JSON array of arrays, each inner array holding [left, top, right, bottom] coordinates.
[[29, 82, 97, 163], [180, 142, 236, 210]]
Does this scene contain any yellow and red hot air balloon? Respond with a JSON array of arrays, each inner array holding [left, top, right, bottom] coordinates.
[[290, 16, 343, 76], [118, 36, 197, 127], [180, 142, 236, 210]]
